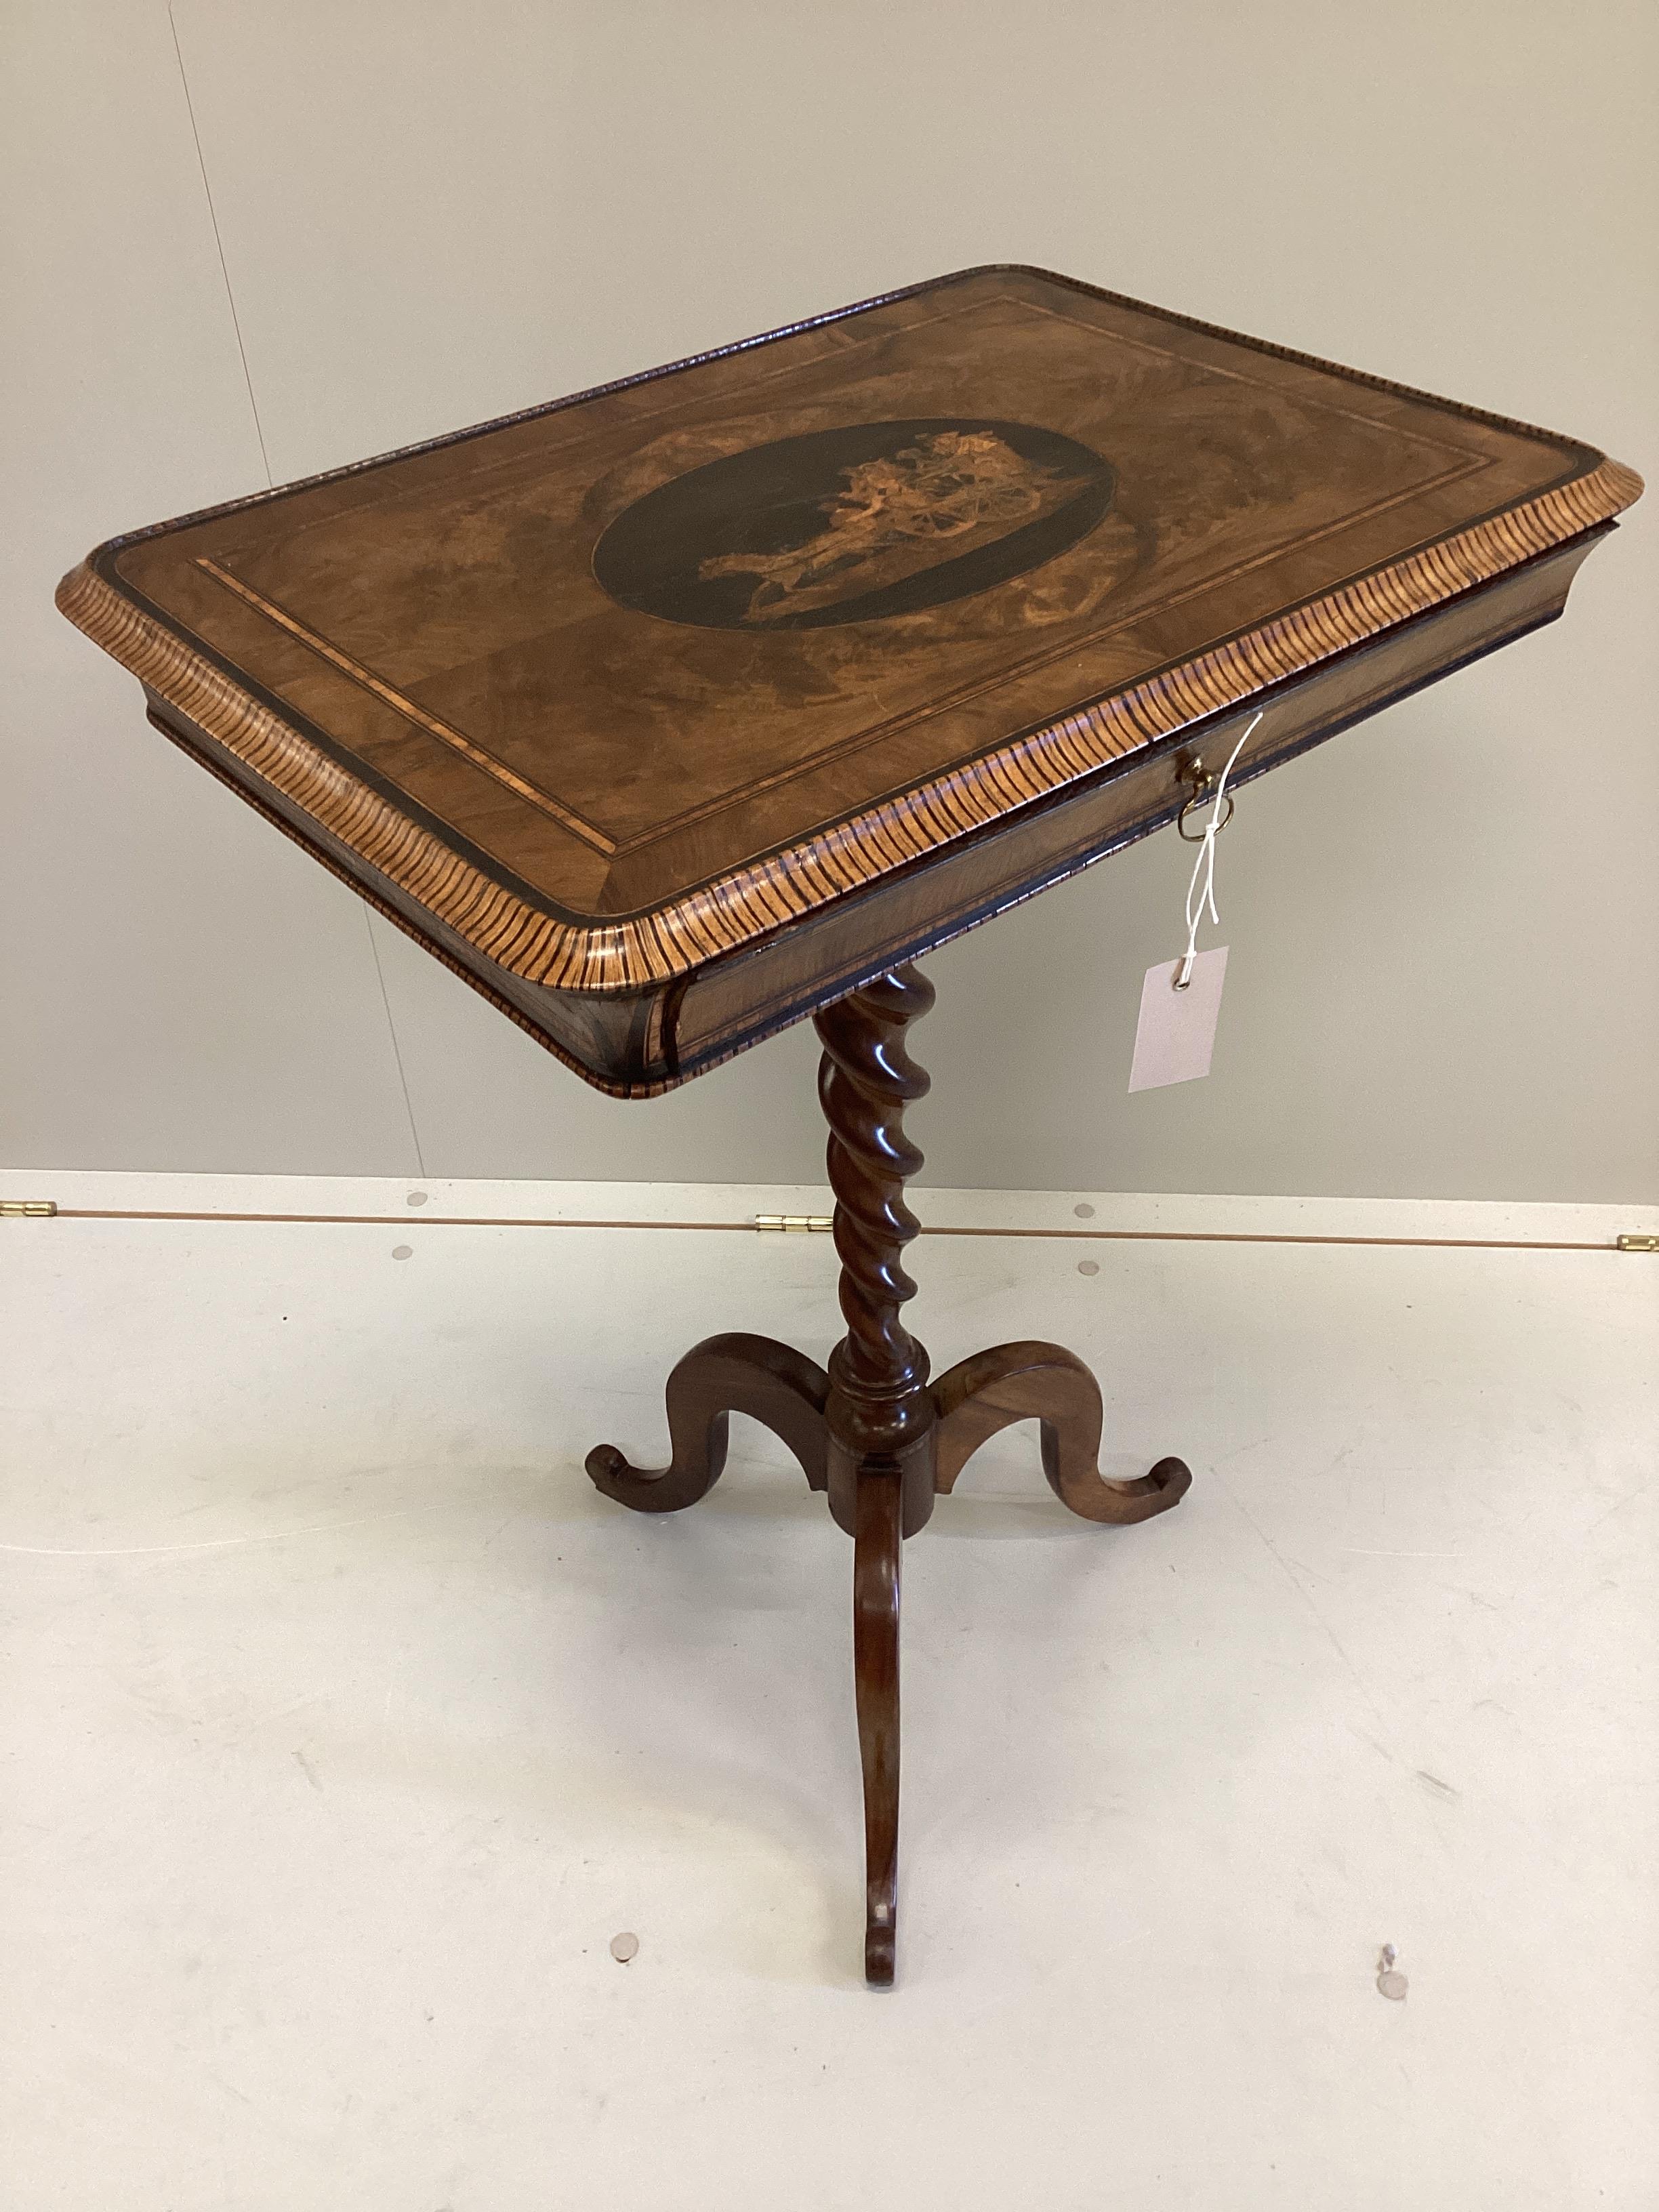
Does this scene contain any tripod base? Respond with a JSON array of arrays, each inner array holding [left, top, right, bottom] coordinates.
[[586, 1330, 1190, 1985]]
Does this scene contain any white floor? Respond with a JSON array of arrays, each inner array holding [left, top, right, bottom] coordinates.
[[2, 1176, 1656, 2212]]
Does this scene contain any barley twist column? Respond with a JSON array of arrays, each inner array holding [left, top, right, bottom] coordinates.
[[812, 962, 937, 1984]]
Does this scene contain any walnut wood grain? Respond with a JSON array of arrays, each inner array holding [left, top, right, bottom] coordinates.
[[853, 1460, 903, 1988], [932, 1340, 1191, 1523], [56, 264, 1639, 1098], [132, 525, 1611, 1093], [815, 966, 938, 1470], [585, 1332, 829, 1509], [814, 967, 938, 1982]]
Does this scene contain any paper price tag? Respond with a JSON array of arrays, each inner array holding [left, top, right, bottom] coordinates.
[[1128, 947, 1229, 1092]]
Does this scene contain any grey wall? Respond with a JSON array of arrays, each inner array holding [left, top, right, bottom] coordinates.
[[5, 0, 1654, 1200]]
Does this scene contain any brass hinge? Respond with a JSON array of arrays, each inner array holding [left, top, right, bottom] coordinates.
[[0, 1199, 57, 1218], [755, 1214, 834, 1233], [1616, 1233, 1659, 1253]]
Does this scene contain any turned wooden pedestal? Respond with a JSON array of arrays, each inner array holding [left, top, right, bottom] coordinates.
[[586, 964, 1190, 1984]]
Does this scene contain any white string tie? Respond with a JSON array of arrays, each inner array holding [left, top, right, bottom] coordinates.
[[1174, 711, 1261, 989]]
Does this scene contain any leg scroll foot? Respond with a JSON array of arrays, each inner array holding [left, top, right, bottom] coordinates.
[[931, 1340, 1191, 1524], [853, 1462, 903, 1986], [586, 1332, 829, 1513]]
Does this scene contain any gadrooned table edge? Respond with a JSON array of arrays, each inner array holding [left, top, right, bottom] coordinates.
[[54, 269, 1643, 999]]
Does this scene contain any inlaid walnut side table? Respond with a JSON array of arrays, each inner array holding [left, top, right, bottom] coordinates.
[[59, 265, 1639, 1984]]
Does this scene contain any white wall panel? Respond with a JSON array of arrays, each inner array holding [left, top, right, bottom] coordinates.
[[7, 0, 1654, 1198], [2, 0, 422, 1176]]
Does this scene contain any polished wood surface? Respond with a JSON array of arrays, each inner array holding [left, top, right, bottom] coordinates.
[[815, 966, 936, 1985], [933, 1343, 1192, 1523], [58, 265, 1638, 1090], [584, 1332, 829, 1510], [128, 524, 1612, 1092], [852, 1462, 903, 1988], [585, 964, 1190, 1982], [815, 966, 938, 1475]]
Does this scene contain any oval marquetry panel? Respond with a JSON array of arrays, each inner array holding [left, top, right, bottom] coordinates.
[[56, 264, 1643, 1006]]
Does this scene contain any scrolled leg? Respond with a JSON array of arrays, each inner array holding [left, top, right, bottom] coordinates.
[[853, 1463, 903, 1986], [932, 1340, 1191, 1524], [586, 1332, 829, 1513]]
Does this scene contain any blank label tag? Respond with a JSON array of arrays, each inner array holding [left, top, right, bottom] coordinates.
[[1128, 947, 1229, 1092]]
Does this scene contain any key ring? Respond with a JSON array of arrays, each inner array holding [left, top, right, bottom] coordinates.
[[1169, 710, 1261, 988], [1176, 783, 1235, 842]]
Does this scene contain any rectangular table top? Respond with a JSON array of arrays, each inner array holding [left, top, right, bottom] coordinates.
[[59, 264, 1639, 1089]]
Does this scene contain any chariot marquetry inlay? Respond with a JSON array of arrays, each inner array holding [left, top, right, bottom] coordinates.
[[58, 264, 1639, 1090], [594, 419, 1117, 630]]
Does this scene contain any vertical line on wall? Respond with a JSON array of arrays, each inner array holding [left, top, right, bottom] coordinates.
[[168, 4, 274, 487], [363, 912, 429, 1179], [168, 4, 429, 1180]]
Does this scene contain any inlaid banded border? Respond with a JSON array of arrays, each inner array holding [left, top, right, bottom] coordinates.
[[195, 557, 617, 855], [56, 451, 1641, 997]]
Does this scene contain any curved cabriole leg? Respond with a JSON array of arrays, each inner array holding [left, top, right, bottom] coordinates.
[[931, 1340, 1191, 1524], [853, 1462, 903, 1988], [586, 1332, 830, 1513]]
